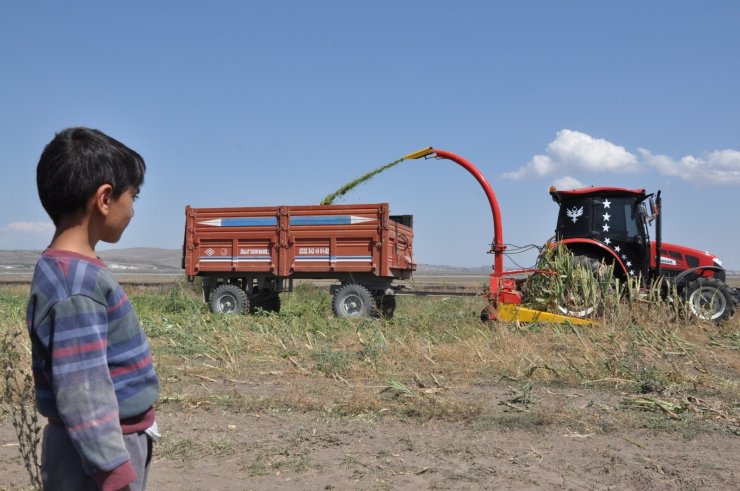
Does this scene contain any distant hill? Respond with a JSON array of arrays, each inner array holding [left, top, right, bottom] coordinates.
[[0, 248, 183, 273], [414, 264, 491, 275], [97, 247, 182, 271], [0, 250, 43, 270]]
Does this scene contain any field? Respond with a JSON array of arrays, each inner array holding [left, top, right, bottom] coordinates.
[[1, 279, 739, 490]]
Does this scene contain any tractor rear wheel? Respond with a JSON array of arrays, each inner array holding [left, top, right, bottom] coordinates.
[[210, 284, 249, 314], [332, 284, 376, 318], [682, 277, 736, 322]]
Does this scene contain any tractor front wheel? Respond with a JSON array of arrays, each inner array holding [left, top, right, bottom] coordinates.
[[556, 255, 605, 318], [682, 277, 736, 322]]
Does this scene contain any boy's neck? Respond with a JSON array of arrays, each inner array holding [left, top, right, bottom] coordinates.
[[49, 214, 100, 259]]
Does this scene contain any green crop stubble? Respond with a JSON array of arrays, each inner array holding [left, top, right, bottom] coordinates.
[[2, 283, 738, 435], [321, 157, 405, 205]]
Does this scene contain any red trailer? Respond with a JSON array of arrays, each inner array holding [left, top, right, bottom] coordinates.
[[183, 203, 415, 317]]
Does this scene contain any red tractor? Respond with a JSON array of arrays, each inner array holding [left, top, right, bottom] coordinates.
[[550, 186, 738, 322]]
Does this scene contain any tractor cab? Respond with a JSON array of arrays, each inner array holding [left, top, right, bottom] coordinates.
[[550, 185, 737, 321], [550, 186, 653, 279]]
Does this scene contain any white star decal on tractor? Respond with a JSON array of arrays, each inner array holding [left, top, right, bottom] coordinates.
[[602, 224, 610, 232], [622, 254, 627, 260], [629, 269, 634, 275], [615, 246, 621, 252], [603, 199, 611, 209], [604, 237, 611, 245], [603, 212, 611, 221], [626, 261, 632, 267]]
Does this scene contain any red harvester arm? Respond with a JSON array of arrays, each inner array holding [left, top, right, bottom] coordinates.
[[402, 148, 517, 307]]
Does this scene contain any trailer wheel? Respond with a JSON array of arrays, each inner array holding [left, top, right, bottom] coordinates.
[[210, 284, 249, 314], [251, 293, 281, 314], [682, 277, 736, 322], [377, 295, 396, 320], [333, 284, 376, 318]]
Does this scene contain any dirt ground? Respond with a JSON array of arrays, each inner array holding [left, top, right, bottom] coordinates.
[[2, 374, 738, 490]]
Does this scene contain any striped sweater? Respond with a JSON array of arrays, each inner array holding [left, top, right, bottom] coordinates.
[[27, 249, 160, 488]]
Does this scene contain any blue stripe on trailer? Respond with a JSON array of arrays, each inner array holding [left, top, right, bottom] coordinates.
[[201, 216, 373, 227], [295, 256, 372, 261], [222, 217, 277, 227], [290, 215, 373, 226], [199, 256, 272, 262], [200, 217, 278, 227]]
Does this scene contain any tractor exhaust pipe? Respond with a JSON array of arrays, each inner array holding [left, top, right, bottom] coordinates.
[[654, 190, 662, 279]]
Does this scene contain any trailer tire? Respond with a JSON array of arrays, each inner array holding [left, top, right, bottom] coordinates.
[[377, 295, 396, 320], [210, 284, 249, 314], [251, 293, 281, 314], [682, 277, 736, 322], [333, 284, 376, 318]]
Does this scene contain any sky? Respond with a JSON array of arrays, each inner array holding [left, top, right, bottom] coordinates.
[[1, 1, 739, 270]]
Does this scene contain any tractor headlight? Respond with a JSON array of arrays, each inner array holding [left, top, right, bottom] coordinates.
[[713, 258, 723, 268]]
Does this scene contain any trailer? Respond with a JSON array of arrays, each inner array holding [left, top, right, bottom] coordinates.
[[182, 203, 415, 318]]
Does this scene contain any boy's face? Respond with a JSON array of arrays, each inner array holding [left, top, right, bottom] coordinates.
[[101, 187, 138, 243]]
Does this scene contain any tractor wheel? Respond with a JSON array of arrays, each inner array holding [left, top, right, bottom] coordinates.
[[209, 284, 249, 314], [682, 277, 736, 322], [377, 295, 397, 320], [250, 292, 281, 314], [332, 284, 376, 318], [556, 255, 605, 318]]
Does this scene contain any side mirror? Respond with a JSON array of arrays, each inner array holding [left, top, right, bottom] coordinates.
[[647, 197, 658, 224]]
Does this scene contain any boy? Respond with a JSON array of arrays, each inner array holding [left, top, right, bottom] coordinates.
[[27, 127, 160, 491]]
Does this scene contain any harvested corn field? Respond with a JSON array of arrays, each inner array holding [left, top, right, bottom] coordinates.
[[1, 283, 739, 490]]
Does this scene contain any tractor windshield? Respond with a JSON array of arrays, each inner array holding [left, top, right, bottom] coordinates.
[[591, 197, 642, 241]]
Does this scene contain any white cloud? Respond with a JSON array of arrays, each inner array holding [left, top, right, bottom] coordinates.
[[504, 129, 638, 181], [639, 148, 740, 185], [548, 129, 638, 172], [0, 222, 54, 249], [551, 176, 585, 190], [505, 129, 740, 186], [503, 155, 554, 180]]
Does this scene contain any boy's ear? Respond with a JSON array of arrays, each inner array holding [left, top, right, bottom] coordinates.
[[94, 184, 114, 216]]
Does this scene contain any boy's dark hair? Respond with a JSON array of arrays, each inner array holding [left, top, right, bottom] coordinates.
[[37, 127, 146, 225]]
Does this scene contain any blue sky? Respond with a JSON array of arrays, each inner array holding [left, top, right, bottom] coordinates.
[[1, 1, 739, 269]]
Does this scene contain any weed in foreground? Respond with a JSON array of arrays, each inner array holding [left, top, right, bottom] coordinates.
[[1, 331, 41, 490]]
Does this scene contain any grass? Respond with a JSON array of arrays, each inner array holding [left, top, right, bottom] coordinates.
[[1, 279, 738, 454]]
